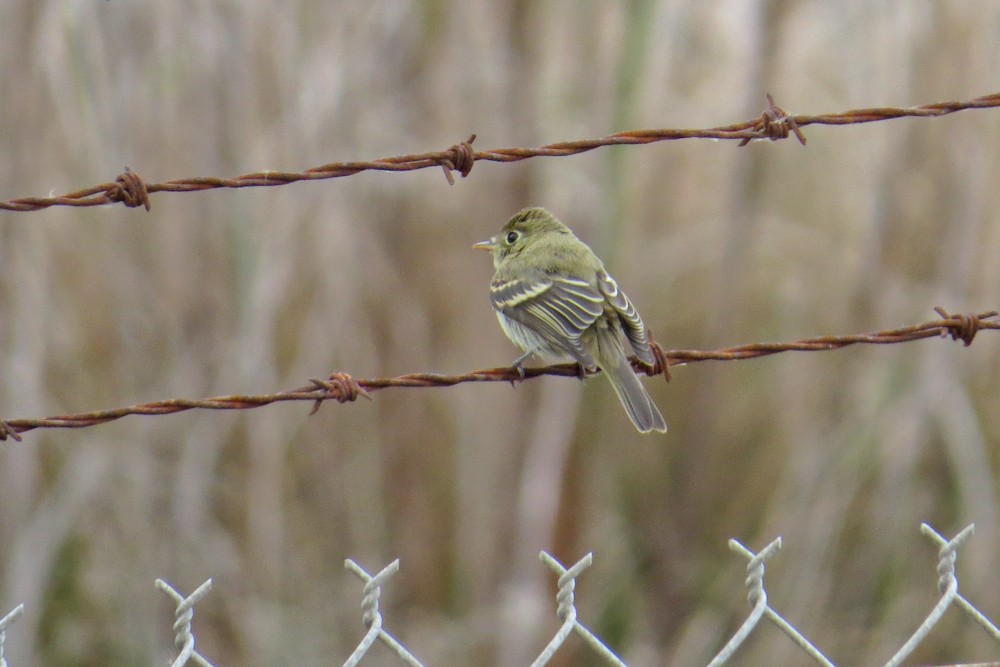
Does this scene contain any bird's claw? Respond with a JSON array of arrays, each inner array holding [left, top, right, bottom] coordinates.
[[508, 352, 532, 386]]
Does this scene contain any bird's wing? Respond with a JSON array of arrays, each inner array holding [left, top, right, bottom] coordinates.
[[490, 270, 605, 367], [596, 269, 654, 365]]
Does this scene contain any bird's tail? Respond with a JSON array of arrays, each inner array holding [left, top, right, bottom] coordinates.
[[603, 353, 668, 433]]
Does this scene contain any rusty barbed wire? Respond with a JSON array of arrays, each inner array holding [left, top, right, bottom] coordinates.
[[738, 93, 807, 146], [2, 92, 999, 212], [0, 308, 996, 441]]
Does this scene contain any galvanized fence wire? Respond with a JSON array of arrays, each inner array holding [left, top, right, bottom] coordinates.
[[531, 552, 627, 667], [709, 523, 1000, 667], [336, 524, 1000, 666], [0, 308, 996, 442], [707, 537, 835, 667], [0, 604, 24, 667], [0, 524, 998, 665], [342, 559, 424, 667], [155, 578, 216, 667], [885, 524, 1000, 667], [1, 92, 1000, 213]]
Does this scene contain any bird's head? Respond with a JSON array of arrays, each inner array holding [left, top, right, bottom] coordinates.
[[473, 207, 570, 267]]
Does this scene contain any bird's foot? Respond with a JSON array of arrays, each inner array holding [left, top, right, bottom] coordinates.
[[509, 352, 532, 386]]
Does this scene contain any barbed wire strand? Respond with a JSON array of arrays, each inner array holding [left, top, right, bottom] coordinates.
[[0, 308, 995, 442], [708, 538, 836, 667], [155, 579, 215, 667], [342, 559, 423, 667], [532, 552, 627, 667], [2, 92, 999, 213], [884, 524, 1000, 667], [0, 604, 24, 667]]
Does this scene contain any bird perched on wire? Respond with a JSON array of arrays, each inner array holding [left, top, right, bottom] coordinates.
[[474, 207, 667, 433]]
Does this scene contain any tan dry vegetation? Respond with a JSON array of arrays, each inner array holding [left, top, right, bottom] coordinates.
[[1, 1, 999, 665]]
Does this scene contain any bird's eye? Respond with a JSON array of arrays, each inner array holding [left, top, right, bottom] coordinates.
[[505, 231, 520, 245]]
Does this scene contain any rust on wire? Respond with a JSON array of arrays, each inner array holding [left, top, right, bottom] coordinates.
[[0, 420, 22, 442], [637, 338, 672, 383], [109, 167, 152, 211], [739, 93, 807, 146], [2, 92, 1000, 213], [0, 309, 996, 441], [662, 309, 999, 365], [933, 306, 997, 346], [439, 133, 477, 184], [308, 372, 371, 415]]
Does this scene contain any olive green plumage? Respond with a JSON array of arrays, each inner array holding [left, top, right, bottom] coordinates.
[[474, 207, 667, 433]]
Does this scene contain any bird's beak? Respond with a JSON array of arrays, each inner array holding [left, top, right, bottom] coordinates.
[[472, 237, 497, 251]]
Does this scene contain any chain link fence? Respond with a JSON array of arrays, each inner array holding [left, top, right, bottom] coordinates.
[[1, 523, 996, 667]]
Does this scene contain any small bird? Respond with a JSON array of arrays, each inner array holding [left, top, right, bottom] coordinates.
[[474, 207, 667, 433]]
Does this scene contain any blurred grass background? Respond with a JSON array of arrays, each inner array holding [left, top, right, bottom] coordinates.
[[1, 1, 1000, 665]]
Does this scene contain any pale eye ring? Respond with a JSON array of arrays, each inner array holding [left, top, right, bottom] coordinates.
[[505, 231, 519, 244]]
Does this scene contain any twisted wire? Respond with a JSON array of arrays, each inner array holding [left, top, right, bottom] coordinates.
[[154, 579, 215, 667], [0, 605, 25, 667], [343, 559, 423, 667], [2, 92, 999, 213], [710, 538, 835, 667], [533, 552, 627, 667], [919, 525, 1000, 644], [0, 309, 995, 441]]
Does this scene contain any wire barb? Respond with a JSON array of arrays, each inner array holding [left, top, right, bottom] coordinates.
[[342, 559, 423, 667], [154, 578, 215, 667], [0, 420, 22, 442], [109, 167, 152, 211], [635, 339, 672, 383], [3, 92, 1000, 211], [439, 133, 477, 184], [308, 372, 371, 414], [739, 93, 807, 146], [933, 306, 998, 346]]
